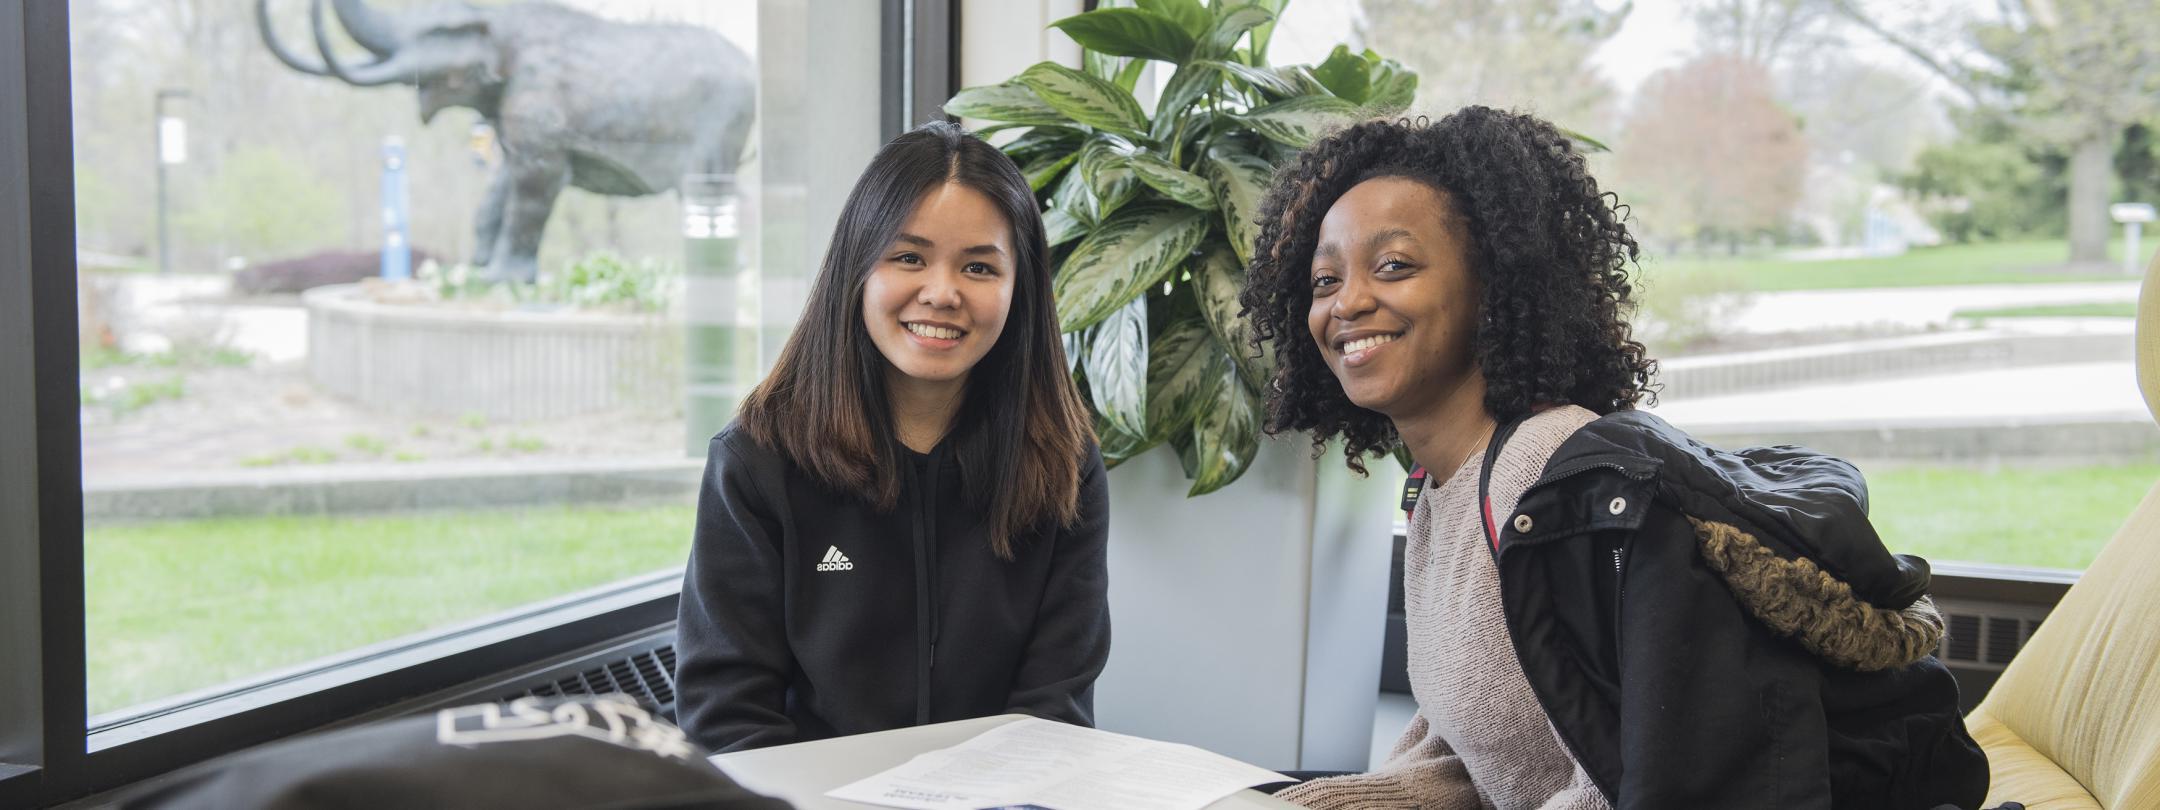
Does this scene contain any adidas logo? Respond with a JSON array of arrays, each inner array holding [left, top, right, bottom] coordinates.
[[815, 546, 854, 572]]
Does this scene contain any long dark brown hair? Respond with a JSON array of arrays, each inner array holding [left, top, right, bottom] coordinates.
[[737, 121, 1093, 558]]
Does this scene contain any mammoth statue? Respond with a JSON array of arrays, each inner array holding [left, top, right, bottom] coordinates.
[[257, 0, 755, 282]]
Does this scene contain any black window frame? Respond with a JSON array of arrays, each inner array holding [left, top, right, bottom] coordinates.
[[0, 2, 956, 804], [883, 0, 962, 137]]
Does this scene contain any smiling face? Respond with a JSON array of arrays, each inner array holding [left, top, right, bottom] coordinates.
[[1307, 176, 1484, 419], [862, 181, 1017, 389]]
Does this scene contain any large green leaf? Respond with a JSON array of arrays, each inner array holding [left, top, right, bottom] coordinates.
[[1194, 4, 1273, 61], [1205, 140, 1274, 265], [1311, 45, 1370, 103], [1062, 327, 1087, 376], [1365, 54, 1418, 115], [1002, 127, 1084, 167], [1195, 59, 1299, 100], [1019, 62, 1151, 140], [1085, 48, 1122, 83], [1050, 163, 1099, 227], [1051, 8, 1195, 64], [1271, 65, 1334, 97], [1169, 428, 1201, 480], [1096, 411, 1157, 468], [945, 84, 1071, 127], [1237, 95, 1361, 148], [1184, 361, 1261, 496], [1086, 294, 1150, 438], [1022, 150, 1080, 193], [1193, 243, 1276, 392], [1149, 62, 1220, 142], [1077, 141, 1142, 221], [1045, 208, 1086, 247], [1125, 151, 1217, 209], [1145, 316, 1219, 443], [1136, 0, 1209, 38], [1054, 203, 1210, 332]]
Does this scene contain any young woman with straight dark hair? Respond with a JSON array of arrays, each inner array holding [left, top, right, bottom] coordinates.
[[674, 121, 1108, 753]]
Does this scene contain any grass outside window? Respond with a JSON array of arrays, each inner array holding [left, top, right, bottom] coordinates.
[[86, 504, 693, 715], [82, 461, 2157, 715]]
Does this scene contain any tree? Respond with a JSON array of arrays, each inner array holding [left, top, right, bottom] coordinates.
[[1898, 108, 2061, 243], [1832, 0, 2160, 264], [1354, 0, 1629, 131], [1614, 54, 1809, 250], [1687, 0, 1836, 70]]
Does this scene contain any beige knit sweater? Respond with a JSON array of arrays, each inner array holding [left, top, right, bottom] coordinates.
[[1280, 406, 1609, 810]]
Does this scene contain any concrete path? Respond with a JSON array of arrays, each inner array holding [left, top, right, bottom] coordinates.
[[1651, 362, 2147, 429], [1722, 281, 2140, 334]]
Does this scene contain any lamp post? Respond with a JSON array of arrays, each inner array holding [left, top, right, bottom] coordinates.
[[2111, 203, 2156, 275], [154, 88, 189, 275], [681, 173, 750, 456]]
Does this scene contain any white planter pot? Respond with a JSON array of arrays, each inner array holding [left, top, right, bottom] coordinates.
[[1094, 435, 1399, 771]]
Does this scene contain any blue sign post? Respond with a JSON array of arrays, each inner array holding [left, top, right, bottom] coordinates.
[[381, 137, 412, 280]]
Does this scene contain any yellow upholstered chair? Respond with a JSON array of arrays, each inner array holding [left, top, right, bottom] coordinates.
[[1960, 251, 2160, 809]]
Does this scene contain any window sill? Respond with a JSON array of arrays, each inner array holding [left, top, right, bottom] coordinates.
[[1929, 560, 2080, 605], [1, 764, 39, 807]]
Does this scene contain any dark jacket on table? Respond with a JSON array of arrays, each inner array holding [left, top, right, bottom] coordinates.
[[674, 422, 1111, 753], [1487, 409, 1988, 809]]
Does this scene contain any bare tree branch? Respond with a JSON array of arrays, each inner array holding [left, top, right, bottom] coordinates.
[[1823, 0, 1982, 102]]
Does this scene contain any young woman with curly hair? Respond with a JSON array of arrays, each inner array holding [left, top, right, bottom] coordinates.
[[1239, 107, 1987, 809]]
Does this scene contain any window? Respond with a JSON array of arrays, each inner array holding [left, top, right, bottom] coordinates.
[[5, 0, 915, 802], [1281, 0, 2156, 574]]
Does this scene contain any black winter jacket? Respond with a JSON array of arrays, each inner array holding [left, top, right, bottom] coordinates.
[[673, 423, 1112, 753], [1483, 409, 1989, 809]]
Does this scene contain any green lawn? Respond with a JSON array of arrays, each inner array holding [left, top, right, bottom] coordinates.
[[1868, 463, 2155, 572], [1643, 239, 2136, 293], [1953, 302, 2137, 320], [84, 463, 2148, 716], [86, 504, 695, 716]]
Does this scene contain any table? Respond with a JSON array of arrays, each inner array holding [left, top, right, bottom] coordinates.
[[710, 714, 1300, 809]]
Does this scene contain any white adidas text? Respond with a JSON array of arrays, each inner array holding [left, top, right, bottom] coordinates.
[[816, 545, 854, 572]]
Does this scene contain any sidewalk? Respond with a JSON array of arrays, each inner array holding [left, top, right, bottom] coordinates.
[[1650, 362, 2147, 430], [1723, 281, 2140, 334]]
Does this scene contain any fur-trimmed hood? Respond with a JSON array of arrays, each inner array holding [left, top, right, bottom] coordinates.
[[1521, 408, 1944, 672]]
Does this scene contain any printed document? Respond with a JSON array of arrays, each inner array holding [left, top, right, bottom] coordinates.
[[824, 718, 1289, 810]]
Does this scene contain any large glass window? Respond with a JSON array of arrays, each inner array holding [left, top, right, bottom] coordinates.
[[68, 0, 879, 722], [1278, 0, 2157, 573]]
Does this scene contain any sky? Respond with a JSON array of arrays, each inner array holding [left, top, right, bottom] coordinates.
[[1268, 0, 1992, 107]]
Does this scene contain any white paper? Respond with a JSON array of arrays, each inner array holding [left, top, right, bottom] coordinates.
[[824, 718, 1289, 810]]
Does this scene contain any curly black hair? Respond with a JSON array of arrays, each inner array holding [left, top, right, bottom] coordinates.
[[1238, 106, 1657, 473]]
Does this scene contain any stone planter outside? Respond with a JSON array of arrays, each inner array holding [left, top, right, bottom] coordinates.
[[305, 283, 680, 422]]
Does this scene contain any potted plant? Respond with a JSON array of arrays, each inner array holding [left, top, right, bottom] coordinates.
[[946, 0, 1416, 495], [944, 0, 1420, 771]]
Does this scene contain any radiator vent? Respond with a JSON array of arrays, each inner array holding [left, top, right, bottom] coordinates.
[[1934, 600, 2050, 673], [522, 643, 678, 712], [1945, 614, 1982, 661]]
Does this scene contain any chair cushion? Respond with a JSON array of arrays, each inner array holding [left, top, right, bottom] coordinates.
[[1967, 710, 2101, 810], [1969, 481, 2160, 808]]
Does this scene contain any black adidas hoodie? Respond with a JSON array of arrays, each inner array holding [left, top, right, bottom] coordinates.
[[674, 422, 1111, 753]]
